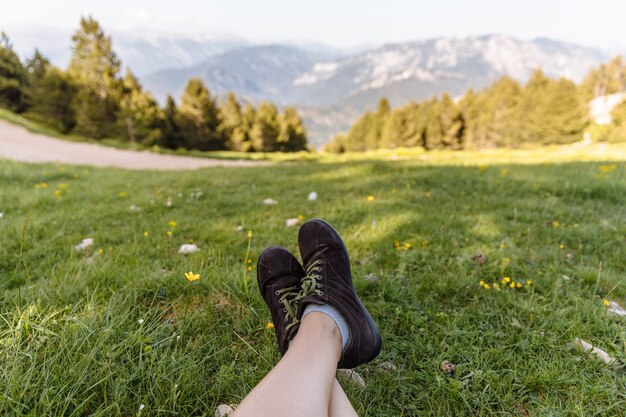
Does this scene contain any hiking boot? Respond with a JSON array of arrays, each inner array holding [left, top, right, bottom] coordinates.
[[297, 219, 382, 369], [257, 245, 305, 355]]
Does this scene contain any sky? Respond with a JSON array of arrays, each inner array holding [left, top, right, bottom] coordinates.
[[1, 0, 625, 50]]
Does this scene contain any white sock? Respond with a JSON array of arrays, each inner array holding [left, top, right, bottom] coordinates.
[[302, 303, 350, 351]]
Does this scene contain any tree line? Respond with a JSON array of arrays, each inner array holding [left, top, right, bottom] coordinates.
[[0, 17, 308, 152], [326, 56, 626, 152]]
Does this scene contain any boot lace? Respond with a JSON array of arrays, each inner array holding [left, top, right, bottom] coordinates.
[[275, 259, 324, 332]]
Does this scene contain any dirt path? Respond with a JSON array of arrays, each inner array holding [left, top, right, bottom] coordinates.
[[0, 120, 268, 170]]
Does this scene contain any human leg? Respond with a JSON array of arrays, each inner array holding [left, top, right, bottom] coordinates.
[[233, 312, 342, 417]]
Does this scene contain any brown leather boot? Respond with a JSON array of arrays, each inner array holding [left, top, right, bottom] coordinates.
[[297, 219, 382, 369], [257, 245, 305, 355]]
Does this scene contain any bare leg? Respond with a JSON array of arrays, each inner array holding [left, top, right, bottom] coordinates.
[[233, 312, 343, 417], [330, 379, 359, 417]]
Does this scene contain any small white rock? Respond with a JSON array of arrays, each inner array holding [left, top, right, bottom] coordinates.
[[74, 238, 94, 252], [128, 205, 141, 212], [337, 369, 366, 388], [377, 361, 397, 372], [263, 198, 278, 205], [215, 404, 236, 417], [285, 218, 301, 227], [573, 337, 619, 368], [308, 191, 318, 201], [178, 244, 200, 254], [364, 273, 379, 283], [608, 301, 626, 317]]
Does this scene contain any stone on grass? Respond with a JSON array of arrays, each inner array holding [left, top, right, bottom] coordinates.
[[308, 191, 318, 201], [573, 338, 619, 369], [215, 404, 237, 417], [178, 244, 200, 254], [262, 198, 278, 205], [0, 212, 3, 219], [364, 273, 379, 283], [337, 369, 366, 388], [377, 361, 397, 372], [440, 360, 456, 376], [74, 238, 94, 252], [607, 301, 626, 317], [285, 218, 301, 227], [472, 252, 487, 264]]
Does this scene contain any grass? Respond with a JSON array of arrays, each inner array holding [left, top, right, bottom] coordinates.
[[1, 152, 625, 416]]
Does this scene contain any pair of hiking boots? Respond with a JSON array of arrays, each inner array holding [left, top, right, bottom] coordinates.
[[257, 219, 382, 369]]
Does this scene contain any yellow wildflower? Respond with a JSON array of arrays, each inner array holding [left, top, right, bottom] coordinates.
[[551, 220, 560, 228], [166, 231, 173, 237], [247, 230, 253, 238], [266, 321, 275, 330], [479, 280, 485, 286], [516, 282, 523, 289], [143, 231, 149, 237], [168, 221, 177, 228], [598, 164, 617, 174], [483, 284, 491, 290], [604, 299, 611, 307], [392, 188, 397, 193], [57, 183, 69, 190], [247, 266, 253, 271], [526, 280, 533, 286], [509, 282, 516, 289], [54, 189, 63, 199], [297, 214, 304, 221], [500, 168, 508, 177], [404, 243, 412, 249], [34, 182, 48, 189], [423, 191, 431, 198], [118, 191, 128, 198], [98, 248, 104, 254], [184, 271, 200, 282], [367, 195, 375, 202], [502, 277, 511, 284], [478, 164, 487, 172], [247, 259, 252, 264], [559, 243, 564, 249]]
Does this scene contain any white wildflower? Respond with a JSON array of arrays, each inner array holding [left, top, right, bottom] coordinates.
[[178, 244, 200, 254], [74, 238, 94, 251], [285, 218, 301, 227], [263, 198, 278, 205], [308, 191, 318, 201]]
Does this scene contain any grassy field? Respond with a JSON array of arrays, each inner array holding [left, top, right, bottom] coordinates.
[[1, 151, 626, 416]]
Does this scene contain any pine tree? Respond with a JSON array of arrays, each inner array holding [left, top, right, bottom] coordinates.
[[162, 95, 183, 149], [116, 69, 164, 145], [23, 50, 76, 132], [250, 101, 281, 152], [177, 78, 223, 150], [68, 17, 121, 138], [0, 32, 26, 111], [218, 92, 242, 149], [541, 78, 587, 144], [236, 103, 257, 152], [278, 106, 308, 152]]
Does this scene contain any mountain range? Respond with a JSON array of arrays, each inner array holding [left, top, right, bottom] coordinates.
[[5, 28, 614, 147], [140, 35, 609, 146]]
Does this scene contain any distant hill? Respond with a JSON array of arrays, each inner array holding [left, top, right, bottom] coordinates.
[[140, 35, 609, 147]]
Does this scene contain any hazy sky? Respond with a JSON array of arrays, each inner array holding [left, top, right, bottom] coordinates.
[[1, 0, 625, 50]]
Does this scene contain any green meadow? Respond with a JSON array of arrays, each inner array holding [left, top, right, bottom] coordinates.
[[1, 149, 625, 416]]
